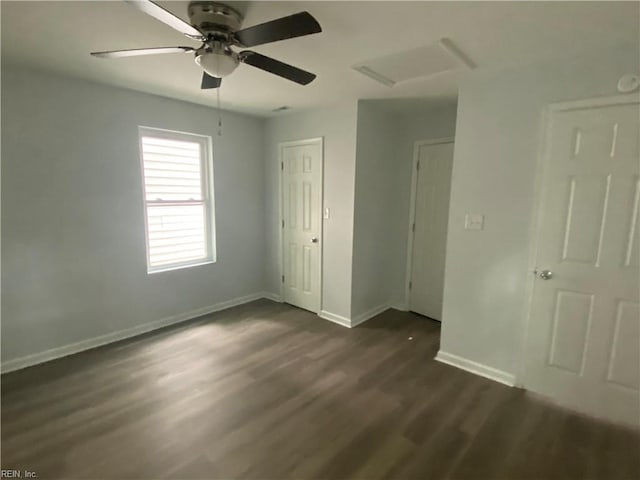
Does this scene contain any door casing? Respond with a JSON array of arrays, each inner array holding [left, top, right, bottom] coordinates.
[[404, 137, 455, 313], [278, 137, 324, 313]]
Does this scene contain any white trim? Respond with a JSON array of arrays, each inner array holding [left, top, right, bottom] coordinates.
[[390, 303, 409, 312], [319, 304, 393, 329], [412, 136, 456, 147], [318, 310, 351, 328], [517, 94, 640, 387], [435, 350, 516, 387], [515, 95, 558, 386], [547, 93, 640, 112], [404, 137, 455, 310], [262, 292, 283, 302], [351, 303, 392, 327], [1, 292, 267, 374], [146, 259, 215, 275], [278, 137, 324, 313]]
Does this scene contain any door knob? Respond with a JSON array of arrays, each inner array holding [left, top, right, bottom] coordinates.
[[311, 237, 319, 243], [537, 269, 553, 280]]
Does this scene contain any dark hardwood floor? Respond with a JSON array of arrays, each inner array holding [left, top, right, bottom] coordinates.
[[2, 299, 639, 479]]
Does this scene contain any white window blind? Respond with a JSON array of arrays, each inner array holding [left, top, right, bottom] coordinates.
[[139, 127, 215, 272]]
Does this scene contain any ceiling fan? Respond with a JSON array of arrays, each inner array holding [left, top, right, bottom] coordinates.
[[91, 0, 322, 89]]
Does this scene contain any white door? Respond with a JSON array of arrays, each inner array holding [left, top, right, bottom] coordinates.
[[524, 97, 639, 426], [281, 139, 323, 313], [409, 141, 454, 320]]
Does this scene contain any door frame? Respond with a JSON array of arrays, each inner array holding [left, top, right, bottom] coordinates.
[[404, 137, 456, 312], [277, 137, 325, 313], [517, 94, 640, 387]]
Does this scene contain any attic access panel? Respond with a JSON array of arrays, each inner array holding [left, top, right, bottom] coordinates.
[[353, 38, 475, 87]]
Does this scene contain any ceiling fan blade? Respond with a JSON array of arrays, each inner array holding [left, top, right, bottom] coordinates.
[[124, 0, 203, 39], [239, 51, 316, 85], [201, 73, 222, 89], [234, 12, 321, 47], [91, 46, 194, 59]]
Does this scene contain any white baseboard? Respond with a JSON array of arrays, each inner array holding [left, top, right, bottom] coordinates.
[[318, 310, 351, 328], [435, 350, 516, 387], [390, 303, 408, 312], [1, 292, 267, 374], [319, 303, 392, 329], [350, 303, 392, 328], [261, 292, 283, 302]]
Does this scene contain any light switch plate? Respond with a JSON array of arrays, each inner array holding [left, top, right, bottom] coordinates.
[[464, 213, 484, 230]]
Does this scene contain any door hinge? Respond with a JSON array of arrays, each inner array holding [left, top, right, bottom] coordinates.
[[412, 222, 415, 233], [281, 275, 285, 283], [409, 281, 412, 290], [281, 161, 284, 171], [281, 219, 285, 228], [416, 160, 420, 171]]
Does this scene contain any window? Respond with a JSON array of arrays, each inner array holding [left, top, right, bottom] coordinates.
[[139, 127, 215, 273]]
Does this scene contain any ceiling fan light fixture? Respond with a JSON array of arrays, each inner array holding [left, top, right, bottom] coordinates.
[[195, 49, 239, 78], [91, 1, 322, 89]]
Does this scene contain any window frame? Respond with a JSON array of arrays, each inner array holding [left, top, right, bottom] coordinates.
[[138, 126, 216, 274]]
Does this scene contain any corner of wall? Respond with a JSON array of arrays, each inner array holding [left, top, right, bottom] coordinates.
[[435, 350, 516, 387]]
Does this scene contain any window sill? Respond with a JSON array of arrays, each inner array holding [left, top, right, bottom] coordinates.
[[147, 259, 215, 275]]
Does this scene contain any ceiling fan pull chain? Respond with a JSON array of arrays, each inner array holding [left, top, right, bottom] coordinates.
[[216, 86, 223, 136]]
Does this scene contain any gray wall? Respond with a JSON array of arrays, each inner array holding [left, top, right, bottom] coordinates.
[[351, 100, 458, 318], [264, 104, 358, 319], [394, 103, 459, 307], [1, 64, 266, 363], [440, 46, 640, 377], [351, 101, 402, 318]]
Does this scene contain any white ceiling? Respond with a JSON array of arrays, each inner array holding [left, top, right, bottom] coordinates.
[[2, 1, 638, 117]]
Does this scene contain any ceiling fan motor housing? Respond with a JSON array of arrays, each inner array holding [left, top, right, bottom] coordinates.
[[187, 1, 244, 37]]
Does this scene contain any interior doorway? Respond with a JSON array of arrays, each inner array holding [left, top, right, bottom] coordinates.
[[279, 138, 324, 313], [522, 95, 639, 426], [406, 138, 455, 320]]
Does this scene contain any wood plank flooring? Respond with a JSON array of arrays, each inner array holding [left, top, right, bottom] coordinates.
[[2, 299, 639, 479]]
